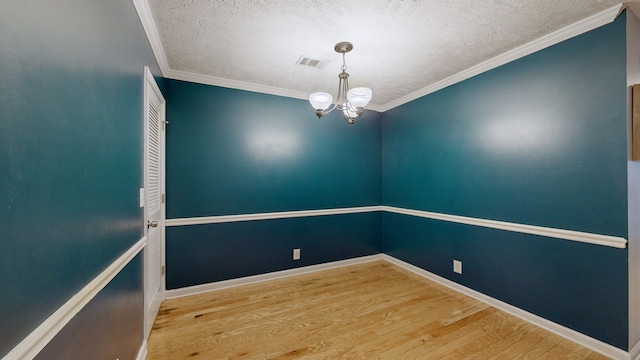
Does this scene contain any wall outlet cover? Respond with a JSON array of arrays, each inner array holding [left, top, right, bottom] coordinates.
[[453, 260, 462, 274], [293, 248, 301, 260]]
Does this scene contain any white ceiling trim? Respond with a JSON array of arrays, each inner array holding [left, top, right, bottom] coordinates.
[[132, 0, 170, 76], [378, 3, 624, 112], [163, 68, 385, 112], [132, 0, 384, 112], [166, 68, 308, 100], [133, 1, 623, 114]]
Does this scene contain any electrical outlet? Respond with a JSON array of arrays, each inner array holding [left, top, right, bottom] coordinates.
[[293, 248, 301, 260], [453, 260, 462, 274]]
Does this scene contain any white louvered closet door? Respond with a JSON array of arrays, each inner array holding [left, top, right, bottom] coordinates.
[[143, 66, 165, 340]]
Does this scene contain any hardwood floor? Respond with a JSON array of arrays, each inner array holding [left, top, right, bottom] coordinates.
[[146, 261, 610, 359]]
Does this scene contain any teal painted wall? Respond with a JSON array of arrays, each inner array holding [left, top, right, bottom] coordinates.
[[167, 213, 381, 288], [164, 80, 382, 288], [33, 254, 143, 360], [165, 80, 381, 217], [0, 0, 160, 357], [381, 16, 628, 348], [1, 0, 631, 354]]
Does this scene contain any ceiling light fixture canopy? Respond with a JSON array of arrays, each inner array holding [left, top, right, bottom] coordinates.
[[309, 42, 372, 125]]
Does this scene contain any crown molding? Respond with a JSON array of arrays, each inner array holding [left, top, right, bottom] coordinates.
[[376, 3, 625, 112], [164, 69, 310, 100], [132, 0, 170, 76], [133, 1, 623, 113], [163, 69, 386, 112]]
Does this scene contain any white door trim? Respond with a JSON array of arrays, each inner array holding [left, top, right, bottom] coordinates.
[[143, 66, 166, 340]]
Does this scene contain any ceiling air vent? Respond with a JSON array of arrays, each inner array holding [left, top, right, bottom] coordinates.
[[295, 55, 327, 69]]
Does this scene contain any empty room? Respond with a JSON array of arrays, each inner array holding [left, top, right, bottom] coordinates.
[[2, 0, 640, 359]]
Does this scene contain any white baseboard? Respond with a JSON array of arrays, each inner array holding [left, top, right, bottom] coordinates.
[[160, 254, 640, 360], [164, 254, 384, 299], [13, 244, 629, 359], [382, 255, 630, 360], [136, 339, 148, 360], [630, 340, 640, 360], [162, 253, 631, 358]]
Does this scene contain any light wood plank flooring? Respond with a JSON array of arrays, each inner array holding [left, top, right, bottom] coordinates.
[[146, 261, 610, 359]]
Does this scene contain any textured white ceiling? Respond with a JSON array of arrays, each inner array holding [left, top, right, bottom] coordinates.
[[146, 0, 627, 110]]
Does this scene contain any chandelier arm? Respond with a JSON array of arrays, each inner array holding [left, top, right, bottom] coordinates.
[[341, 75, 356, 123], [322, 71, 346, 116], [323, 102, 338, 115]]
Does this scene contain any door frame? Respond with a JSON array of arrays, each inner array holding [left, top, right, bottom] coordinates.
[[143, 66, 166, 340]]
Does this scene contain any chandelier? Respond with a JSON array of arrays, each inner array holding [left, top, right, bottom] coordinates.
[[308, 42, 373, 125]]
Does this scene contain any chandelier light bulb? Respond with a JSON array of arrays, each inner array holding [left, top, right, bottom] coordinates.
[[347, 87, 372, 108], [309, 92, 333, 114]]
